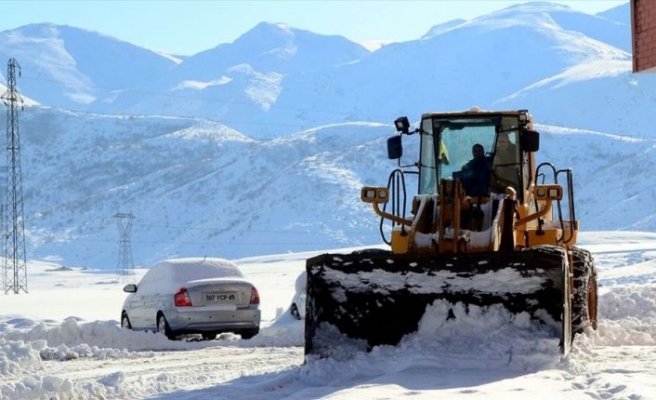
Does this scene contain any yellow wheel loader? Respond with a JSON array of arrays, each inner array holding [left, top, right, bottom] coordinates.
[[304, 109, 597, 357]]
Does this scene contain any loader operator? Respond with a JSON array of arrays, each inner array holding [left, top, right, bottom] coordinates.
[[455, 143, 492, 197]]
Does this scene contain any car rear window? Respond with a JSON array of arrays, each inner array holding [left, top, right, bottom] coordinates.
[[168, 258, 244, 282], [138, 257, 245, 293]]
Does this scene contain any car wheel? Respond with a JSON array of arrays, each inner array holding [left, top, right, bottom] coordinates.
[[202, 333, 217, 341], [239, 328, 260, 339], [290, 303, 301, 320], [157, 313, 175, 340], [121, 312, 132, 329]]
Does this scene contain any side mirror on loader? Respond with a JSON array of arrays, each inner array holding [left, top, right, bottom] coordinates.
[[387, 135, 403, 160], [522, 130, 540, 152]]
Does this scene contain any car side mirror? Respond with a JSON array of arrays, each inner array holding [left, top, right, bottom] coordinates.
[[387, 135, 402, 159], [123, 284, 137, 293]]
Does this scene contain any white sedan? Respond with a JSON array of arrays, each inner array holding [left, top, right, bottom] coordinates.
[[121, 257, 261, 340]]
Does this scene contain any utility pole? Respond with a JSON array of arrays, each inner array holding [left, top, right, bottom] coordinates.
[[2, 58, 27, 294], [115, 212, 135, 279]]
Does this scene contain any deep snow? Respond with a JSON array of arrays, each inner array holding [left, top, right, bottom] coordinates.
[[1, 231, 655, 399]]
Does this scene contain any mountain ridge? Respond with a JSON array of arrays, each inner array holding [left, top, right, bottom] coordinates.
[[2, 1, 655, 269]]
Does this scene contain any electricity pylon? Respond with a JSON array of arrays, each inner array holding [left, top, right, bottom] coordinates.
[[2, 58, 27, 295], [115, 212, 135, 280]]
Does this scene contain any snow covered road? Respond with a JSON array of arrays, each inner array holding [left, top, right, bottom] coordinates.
[[1, 232, 656, 399]]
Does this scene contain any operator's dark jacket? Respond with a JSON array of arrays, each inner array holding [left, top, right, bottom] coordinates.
[[456, 156, 492, 197]]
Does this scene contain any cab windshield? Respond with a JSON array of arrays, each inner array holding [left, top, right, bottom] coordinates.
[[418, 116, 521, 195]]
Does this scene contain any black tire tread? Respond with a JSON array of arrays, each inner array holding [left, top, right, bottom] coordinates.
[[239, 327, 260, 339], [571, 247, 598, 335]]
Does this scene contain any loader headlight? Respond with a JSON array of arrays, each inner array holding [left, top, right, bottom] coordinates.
[[394, 116, 410, 134], [361, 187, 390, 204], [549, 188, 560, 199], [534, 185, 562, 200]]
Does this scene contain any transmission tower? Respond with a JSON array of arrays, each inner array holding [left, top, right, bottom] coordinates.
[[115, 212, 135, 279], [2, 58, 27, 295]]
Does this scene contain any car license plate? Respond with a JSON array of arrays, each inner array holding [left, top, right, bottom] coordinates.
[[205, 292, 237, 303]]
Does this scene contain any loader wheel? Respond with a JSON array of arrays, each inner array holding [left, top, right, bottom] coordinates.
[[571, 247, 598, 335]]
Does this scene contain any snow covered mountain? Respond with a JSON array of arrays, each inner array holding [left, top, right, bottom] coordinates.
[[2, 2, 647, 139], [18, 109, 391, 268], [0, 23, 181, 110], [1, 1, 655, 270]]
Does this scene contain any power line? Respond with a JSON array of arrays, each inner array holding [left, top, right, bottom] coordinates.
[[2, 58, 28, 294]]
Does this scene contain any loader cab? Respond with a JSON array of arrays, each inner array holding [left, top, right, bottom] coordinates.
[[415, 111, 534, 201]]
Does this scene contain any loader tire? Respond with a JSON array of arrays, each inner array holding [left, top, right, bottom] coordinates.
[[521, 245, 572, 352], [571, 247, 598, 335]]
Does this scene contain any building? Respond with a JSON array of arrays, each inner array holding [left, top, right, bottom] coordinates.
[[631, 0, 656, 72]]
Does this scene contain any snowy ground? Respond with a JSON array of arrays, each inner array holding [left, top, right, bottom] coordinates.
[[1, 231, 656, 399]]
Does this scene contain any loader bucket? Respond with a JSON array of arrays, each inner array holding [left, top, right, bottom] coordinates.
[[304, 246, 571, 358]]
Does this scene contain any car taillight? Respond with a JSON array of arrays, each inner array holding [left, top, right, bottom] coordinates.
[[249, 286, 260, 305], [174, 288, 192, 307]]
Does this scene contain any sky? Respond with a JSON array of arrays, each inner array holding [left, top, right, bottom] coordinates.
[[0, 231, 655, 399], [4, 0, 628, 55]]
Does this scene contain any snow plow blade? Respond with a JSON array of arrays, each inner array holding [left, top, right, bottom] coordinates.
[[304, 247, 572, 358]]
